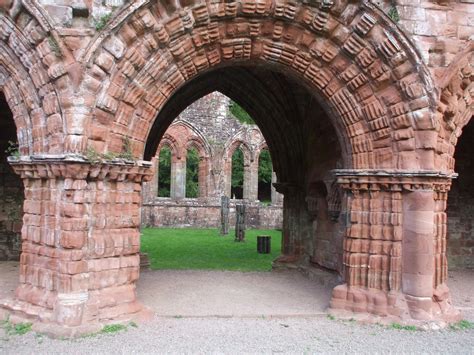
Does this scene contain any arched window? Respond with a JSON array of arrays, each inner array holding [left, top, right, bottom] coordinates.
[[186, 147, 200, 198], [258, 149, 272, 203], [231, 148, 244, 199], [157, 146, 171, 197]]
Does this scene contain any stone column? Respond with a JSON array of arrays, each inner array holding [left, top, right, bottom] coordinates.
[[0, 157, 154, 337], [271, 172, 283, 205], [142, 156, 158, 203], [198, 157, 208, 198], [329, 170, 460, 324], [272, 183, 312, 266], [245, 160, 258, 202], [171, 156, 186, 200]]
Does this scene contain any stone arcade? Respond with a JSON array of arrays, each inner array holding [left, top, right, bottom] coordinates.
[[141, 91, 284, 230], [0, 0, 472, 337]]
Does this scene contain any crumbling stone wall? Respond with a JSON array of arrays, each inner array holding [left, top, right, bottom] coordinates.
[[141, 92, 283, 229]]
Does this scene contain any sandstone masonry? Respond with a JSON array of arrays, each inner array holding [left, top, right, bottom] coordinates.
[[0, 0, 472, 336]]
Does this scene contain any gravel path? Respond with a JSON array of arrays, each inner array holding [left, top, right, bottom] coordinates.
[[1, 316, 473, 354], [1, 264, 473, 353]]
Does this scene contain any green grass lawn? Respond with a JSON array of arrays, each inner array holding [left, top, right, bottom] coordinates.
[[140, 228, 282, 272]]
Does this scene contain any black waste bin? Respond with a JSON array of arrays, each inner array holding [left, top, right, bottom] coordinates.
[[257, 235, 271, 254]]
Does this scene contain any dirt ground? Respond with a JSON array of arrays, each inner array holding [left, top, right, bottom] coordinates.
[[0, 261, 473, 321]]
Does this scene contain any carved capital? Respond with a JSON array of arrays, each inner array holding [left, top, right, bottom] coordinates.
[[8, 155, 154, 183], [333, 169, 455, 193]]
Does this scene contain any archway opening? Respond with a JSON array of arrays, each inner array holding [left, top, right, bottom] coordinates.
[[0, 91, 24, 301], [258, 149, 273, 204], [231, 147, 244, 200], [0, 92, 23, 261], [140, 65, 346, 289], [447, 120, 474, 269], [157, 145, 172, 198], [185, 147, 200, 198]]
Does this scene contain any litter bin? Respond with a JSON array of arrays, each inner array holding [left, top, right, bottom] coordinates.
[[257, 235, 271, 254]]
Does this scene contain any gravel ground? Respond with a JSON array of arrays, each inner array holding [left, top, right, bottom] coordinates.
[[1, 263, 473, 353], [0, 316, 473, 354]]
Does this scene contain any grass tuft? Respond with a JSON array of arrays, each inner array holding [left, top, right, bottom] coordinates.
[[390, 323, 418, 331], [101, 324, 127, 334], [450, 320, 474, 330], [140, 228, 282, 272], [1, 318, 33, 336]]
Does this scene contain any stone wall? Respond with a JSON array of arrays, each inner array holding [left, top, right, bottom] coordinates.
[[142, 200, 283, 230], [142, 92, 284, 230]]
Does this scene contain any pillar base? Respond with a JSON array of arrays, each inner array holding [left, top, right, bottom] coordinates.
[[0, 295, 153, 338], [329, 283, 461, 328]]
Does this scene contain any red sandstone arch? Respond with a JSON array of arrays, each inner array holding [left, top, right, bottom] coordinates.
[[0, 9, 75, 154], [436, 45, 474, 172], [83, 0, 438, 172]]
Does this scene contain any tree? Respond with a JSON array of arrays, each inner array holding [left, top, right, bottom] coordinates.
[[229, 100, 255, 125], [231, 148, 244, 199], [158, 146, 171, 197], [258, 150, 272, 183], [186, 148, 200, 198]]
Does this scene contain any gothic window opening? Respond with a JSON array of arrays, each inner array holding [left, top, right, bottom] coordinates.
[[231, 148, 244, 199], [185, 147, 200, 198], [258, 149, 273, 203], [158, 146, 172, 198]]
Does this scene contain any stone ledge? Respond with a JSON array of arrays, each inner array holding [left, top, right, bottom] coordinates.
[[332, 169, 457, 178], [7, 155, 153, 182], [332, 169, 455, 192]]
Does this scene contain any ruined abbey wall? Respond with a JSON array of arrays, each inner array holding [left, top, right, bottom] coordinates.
[[141, 91, 284, 229]]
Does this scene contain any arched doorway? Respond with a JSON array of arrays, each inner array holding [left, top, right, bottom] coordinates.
[[0, 93, 23, 261]]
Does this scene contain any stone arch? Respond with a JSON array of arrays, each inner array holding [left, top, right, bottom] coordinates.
[[224, 138, 252, 199], [84, 0, 438, 172], [157, 133, 180, 158], [184, 134, 210, 198], [436, 45, 474, 173], [439, 45, 474, 271], [0, 12, 69, 155]]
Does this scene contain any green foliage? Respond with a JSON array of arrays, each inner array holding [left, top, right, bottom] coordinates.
[[387, 6, 400, 22], [85, 137, 135, 163], [390, 323, 418, 331], [86, 146, 101, 163], [327, 314, 336, 321], [258, 150, 273, 184], [229, 100, 255, 125], [2, 318, 32, 336], [48, 36, 62, 58], [94, 13, 112, 31], [450, 320, 474, 330], [140, 228, 282, 271], [117, 136, 135, 160], [231, 148, 244, 189], [5, 140, 20, 158], [158, 146, 171, 197], [186, 148, 200, 198], [102, 324, 127, 334]]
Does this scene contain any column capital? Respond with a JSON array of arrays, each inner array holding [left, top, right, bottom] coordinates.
[[8, 155, 154, 183], [332, 169, 455, 192]]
